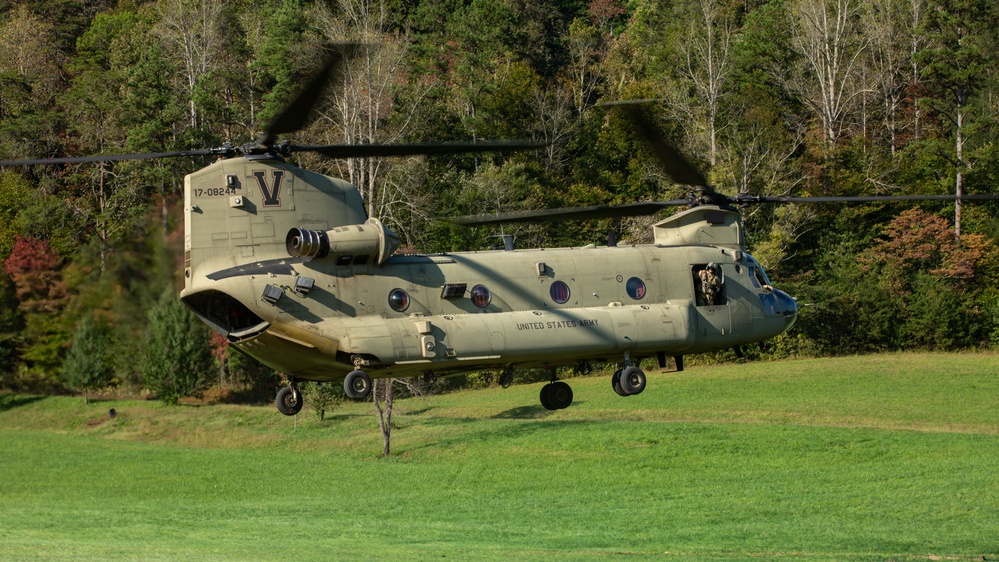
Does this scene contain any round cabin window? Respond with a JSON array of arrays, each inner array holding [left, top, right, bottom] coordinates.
[[470, 284, 491, 308], [626, 277, 646, 300], [388, 288, 410, 312], [550, 281, 570, 304]]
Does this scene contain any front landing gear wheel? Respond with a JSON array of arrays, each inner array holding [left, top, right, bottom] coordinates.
[[275, 386, 303, 416], [619, 366, 647, 396], [343, 370, 372, 400], [612, 369, 628, 397], [540, 381, 573, 410]]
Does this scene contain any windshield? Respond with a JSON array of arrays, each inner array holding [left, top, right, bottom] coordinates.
[[746, 254, 772, 289]]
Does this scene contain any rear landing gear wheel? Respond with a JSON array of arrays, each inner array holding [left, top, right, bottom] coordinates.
[[343, 370, 372, 400], [275, 386, 303, 416]]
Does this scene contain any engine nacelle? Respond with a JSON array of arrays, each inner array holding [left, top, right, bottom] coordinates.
[[286, 218, 400, 266]]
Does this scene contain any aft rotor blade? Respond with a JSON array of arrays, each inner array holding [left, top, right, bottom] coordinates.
[[0, 148, 217, 167], [298, 140, 546, 159], [450, 201, 690, 226], [257, 43, 360, 146], [615, 103, 708, 188]]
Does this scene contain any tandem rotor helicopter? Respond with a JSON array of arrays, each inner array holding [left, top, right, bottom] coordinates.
[[4, 46, 997, 415]]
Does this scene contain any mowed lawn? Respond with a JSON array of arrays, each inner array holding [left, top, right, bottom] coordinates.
[[1, 353, 997, 561]]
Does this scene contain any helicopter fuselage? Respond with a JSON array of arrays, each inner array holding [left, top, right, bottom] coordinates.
[[180, 157, 797, 399]]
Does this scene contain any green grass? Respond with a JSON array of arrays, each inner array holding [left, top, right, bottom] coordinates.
[[1, 352, 997, 560]]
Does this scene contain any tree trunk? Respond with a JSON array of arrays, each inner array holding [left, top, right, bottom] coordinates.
[[373, 378, 393, 456], [955, 103, 964, 239]]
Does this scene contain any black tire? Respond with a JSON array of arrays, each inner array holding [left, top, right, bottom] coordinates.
[[619, 366, 647, 396], [549, 381, 573, 409], [275, 386, 303, 416], [539, 384, 556, 411], [343, 370, 372, 400], [612, 369, 629, 397]]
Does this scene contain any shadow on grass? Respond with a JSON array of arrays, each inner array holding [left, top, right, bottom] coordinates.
[[0, 394, 44, 412], [493, 405, 554, 419]]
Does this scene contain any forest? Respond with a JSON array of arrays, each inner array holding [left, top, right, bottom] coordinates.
[[1, 0, 998, 401]]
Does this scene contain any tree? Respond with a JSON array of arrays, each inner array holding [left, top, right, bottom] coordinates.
[[787, 0, 868, 150], [0, 4, 62, 161], [62, 314, 115, 403], [2, 236, 70, 384], [860, 0, 922, 154], [303, 380, 344, 421], [680, 0, 737, 166], [155, 0, 227, 130], [859, 208, 999, 347], [372, 376, 435, 456], [0, 271, 21, 385], [312, 0, 435, 245], [916, 0, 997, 238], [140, 289, 213, 404], [372, 377, 395, 456]]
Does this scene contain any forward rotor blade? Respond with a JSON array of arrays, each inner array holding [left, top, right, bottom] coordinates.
[[450, 201, 690, 226], [0, 149, 217, 167], [735, 193, 999, 204], [297, 140, 546, 159], [257, 43, 360, 146]]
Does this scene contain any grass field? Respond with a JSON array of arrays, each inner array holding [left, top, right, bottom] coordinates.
[[1, 353, 997, 560]]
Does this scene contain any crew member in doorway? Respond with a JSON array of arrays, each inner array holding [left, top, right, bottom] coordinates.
[[699, 262, 722, 306]]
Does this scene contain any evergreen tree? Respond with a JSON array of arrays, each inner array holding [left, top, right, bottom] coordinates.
[[62, 314, 114, 403], [140, 289, 212, 405]]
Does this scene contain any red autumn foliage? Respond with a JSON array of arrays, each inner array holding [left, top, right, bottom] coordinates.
[[2, 235, 66, 313], [862, 208, 998, 295]]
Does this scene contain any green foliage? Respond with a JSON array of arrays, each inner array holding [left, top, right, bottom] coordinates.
[[0, 271, 21, 385], [139, 289, 212, 404], [302, 380, 345, 421], [0, 171, 31, 255], [62, 314, 115, 402], [2, 0, 999, 391]]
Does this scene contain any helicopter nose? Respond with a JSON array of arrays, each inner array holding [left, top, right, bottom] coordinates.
[[773, 289, 798, 329]]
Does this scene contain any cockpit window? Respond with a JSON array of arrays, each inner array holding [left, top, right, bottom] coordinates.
[[746, 255, 772, 290]]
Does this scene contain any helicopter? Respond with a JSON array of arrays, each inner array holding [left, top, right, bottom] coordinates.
[[3, 48, 997, 415]]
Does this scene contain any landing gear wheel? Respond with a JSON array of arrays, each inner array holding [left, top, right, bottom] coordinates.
[[619, 366, 646, 396], [539, 384, 555, 410], [549, 381, 573, 409], [612, 369, 628, 397], [343, 370, 372, 400], [540, 381, 573, 410], [275, 386, 303, 416]]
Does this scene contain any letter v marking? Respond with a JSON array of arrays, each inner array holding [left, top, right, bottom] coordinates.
[[252, 170, 284, 207]]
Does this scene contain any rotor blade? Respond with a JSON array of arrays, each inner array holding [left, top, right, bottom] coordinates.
[[257, 43, 360, 146], [614, 103, 708, 188], [450, 201, 690, 226], [734, 193, 999, 204], [0, 148, 217, 167], [296, 140, 546, 159]]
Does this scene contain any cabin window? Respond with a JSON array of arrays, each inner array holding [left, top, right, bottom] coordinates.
[[470, 284, 491, 308], [626, 277, 646, 300], [388, 288, 410, 312], [550, 281, 570, 304]]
